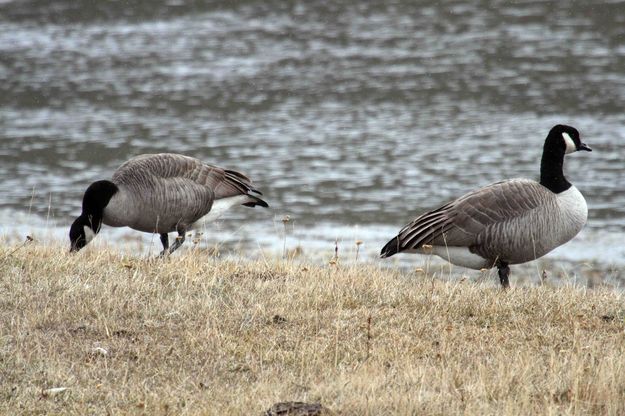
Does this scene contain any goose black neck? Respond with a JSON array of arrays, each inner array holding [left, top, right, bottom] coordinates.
[[81, 180, 118, 230], [540, 137, 571, 194]]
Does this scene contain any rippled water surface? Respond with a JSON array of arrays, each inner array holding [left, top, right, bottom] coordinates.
[[1, 1, 624, 269]]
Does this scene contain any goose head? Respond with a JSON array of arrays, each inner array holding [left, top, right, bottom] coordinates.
[[69, 214, 98, 252], [540, 124, 592, 193], [548, 124, 592, 154], [69, 180, 118, 252]]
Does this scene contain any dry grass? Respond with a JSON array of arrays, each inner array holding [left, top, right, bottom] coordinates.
[[1, 242, 624, 415]]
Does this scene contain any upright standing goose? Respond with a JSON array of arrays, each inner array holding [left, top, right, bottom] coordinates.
[[380, 125, 592, 288], [69, 153, 269, 254]]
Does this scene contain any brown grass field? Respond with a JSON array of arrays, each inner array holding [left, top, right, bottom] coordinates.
[[1, 241, 624, 415]]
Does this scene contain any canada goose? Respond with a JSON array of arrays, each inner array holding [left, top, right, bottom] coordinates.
[[380, 125, 592, 288], [69, 153, 268, 254]]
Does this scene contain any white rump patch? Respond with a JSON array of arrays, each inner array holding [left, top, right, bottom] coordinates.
[[562, 132, 576, 154], [201, 195, 249, 223], [83, 226, 96, 243]]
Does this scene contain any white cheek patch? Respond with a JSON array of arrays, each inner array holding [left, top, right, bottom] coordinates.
[[562, 132, 577, 154], [83, 226, 96, 244]]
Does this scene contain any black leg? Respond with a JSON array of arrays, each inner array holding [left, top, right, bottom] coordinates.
[[168, 229, 186, 254], [158, 233, 169, 257], [496, 260, 510, 289]]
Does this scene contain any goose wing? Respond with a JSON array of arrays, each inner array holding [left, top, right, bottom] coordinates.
[[112, 153, 267, 205], [380, 179, 553, 258]]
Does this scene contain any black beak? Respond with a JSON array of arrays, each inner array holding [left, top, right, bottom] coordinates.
[[579, 142, 592, 152]]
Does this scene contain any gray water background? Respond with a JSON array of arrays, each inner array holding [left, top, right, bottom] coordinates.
[[1, 1, 624, 273]]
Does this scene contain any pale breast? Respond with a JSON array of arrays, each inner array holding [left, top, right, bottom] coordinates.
[[553, 186, 588, 242]]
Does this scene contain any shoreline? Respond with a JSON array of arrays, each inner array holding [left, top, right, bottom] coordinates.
[[2, 239, 620, 290], [2, 230, 623, 290]]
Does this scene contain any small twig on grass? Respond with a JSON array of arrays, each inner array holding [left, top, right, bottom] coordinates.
[[2, 235, 34, 261], [365, 314, 372, 361], [281, 215, 291, 259], [329, 238, 339, 267], [45, 193, 52, 231], [355, 240, 363, 262], [41, 387, 69, 399]]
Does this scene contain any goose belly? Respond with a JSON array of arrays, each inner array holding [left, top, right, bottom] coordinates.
[[430, 246, 491, 269], [103, 200, 176, 233], [403, 246, 490, 269], [102, 191, 211, 234]]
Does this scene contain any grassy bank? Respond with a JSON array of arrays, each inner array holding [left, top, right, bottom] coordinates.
[[1, 243, 624, 415]]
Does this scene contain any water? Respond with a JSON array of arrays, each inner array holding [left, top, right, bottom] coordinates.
[[1, 1, 624, 275]]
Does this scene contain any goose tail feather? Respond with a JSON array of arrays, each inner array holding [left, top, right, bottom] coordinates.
[[242, 194, 269, 208]]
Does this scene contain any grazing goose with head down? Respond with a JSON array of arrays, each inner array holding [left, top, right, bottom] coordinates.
[[69, 153, 268, 255], [380, 124, 591, 288]]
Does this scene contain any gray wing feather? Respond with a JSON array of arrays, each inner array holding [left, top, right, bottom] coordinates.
[[393, 179, 554, 258], [113, 153, 262, 198]]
